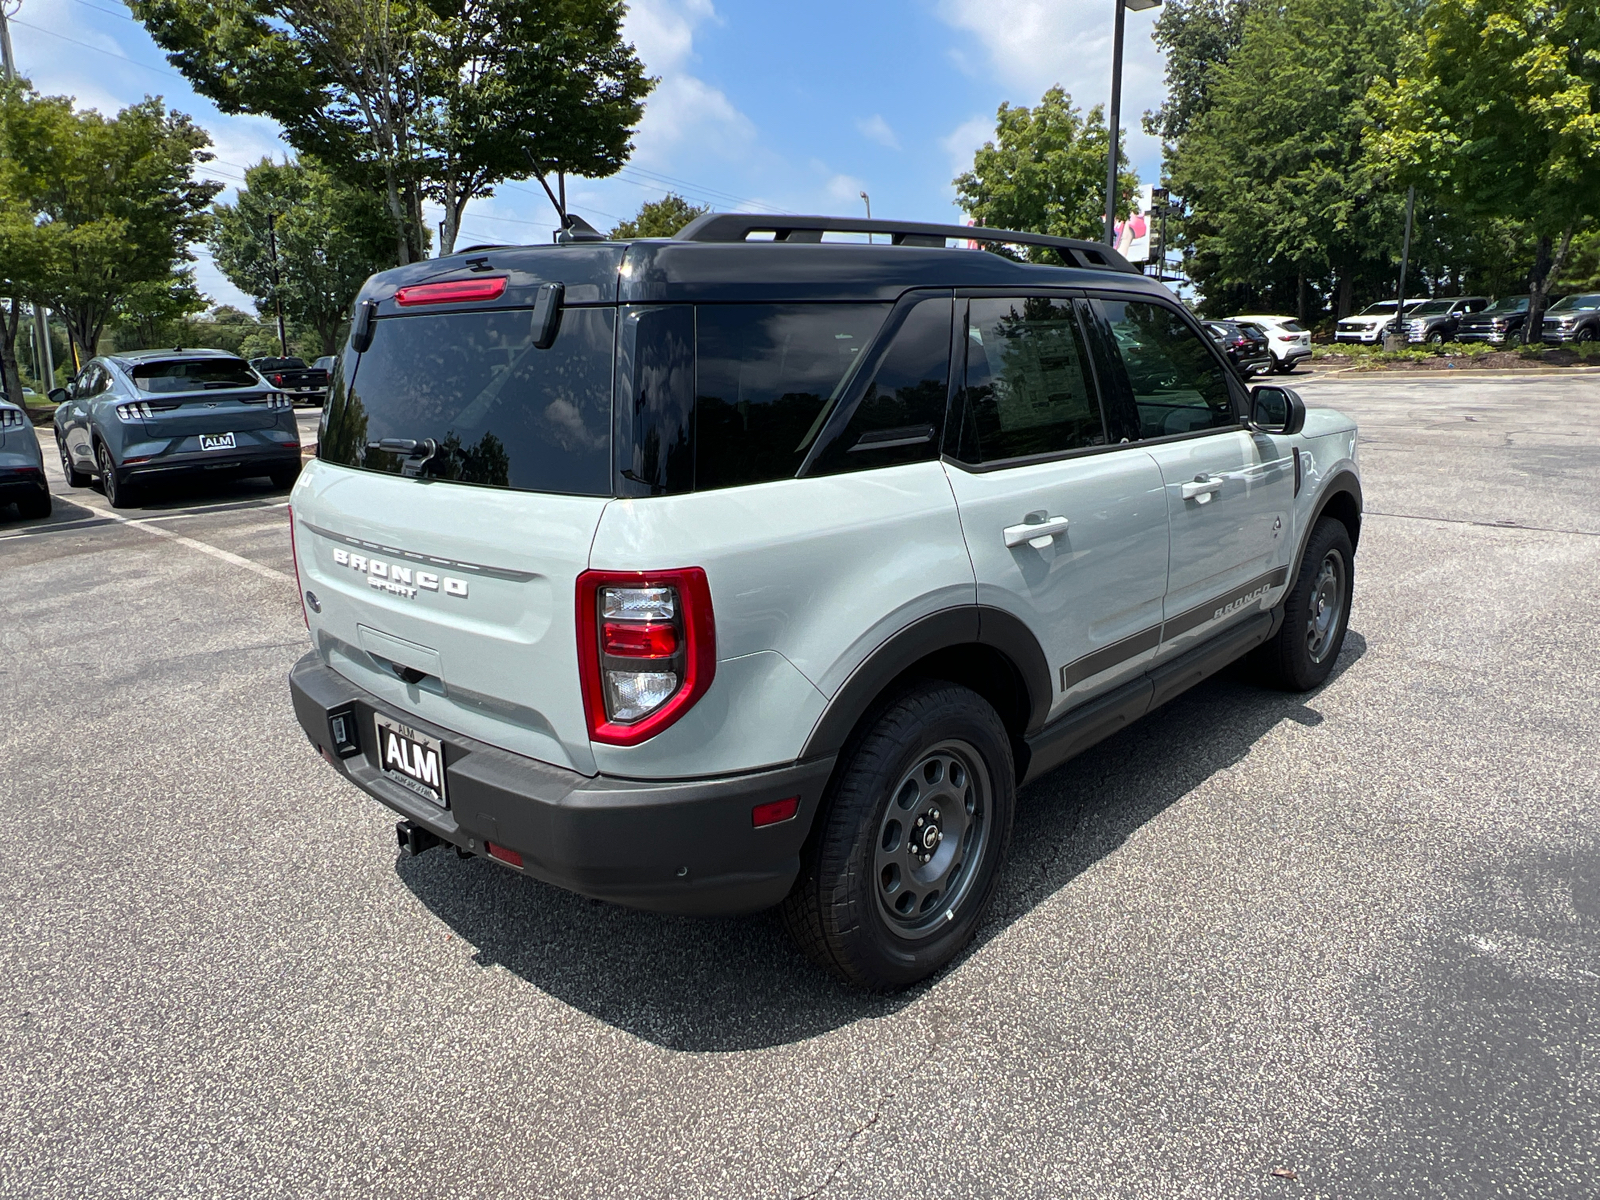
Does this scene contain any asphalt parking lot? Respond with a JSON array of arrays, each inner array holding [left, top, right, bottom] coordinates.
[[2, 376, 1596, 1199]]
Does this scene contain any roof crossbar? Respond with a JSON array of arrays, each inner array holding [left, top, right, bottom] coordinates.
[[673, 213, 1139, 274]]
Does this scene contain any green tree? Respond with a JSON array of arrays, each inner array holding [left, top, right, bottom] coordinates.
[[131, 0, 653, 261], [609, 194, 710, 239], [211, 159, 398, 356], [954, 87, 1136, 252], [1143, 0, 1255, 147], [1370, 0, 1600, 339], [108, 271, 208, 352], [0, 84, 218, 389], [1168, 0, 1411, 319]]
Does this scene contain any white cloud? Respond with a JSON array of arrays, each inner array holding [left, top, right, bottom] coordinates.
[[620, 0, 755, 167], [855, 114, 900, 150], [825, 173, 870, 207], [940, 114, 994, 181], [934, 0, 1166, 176]]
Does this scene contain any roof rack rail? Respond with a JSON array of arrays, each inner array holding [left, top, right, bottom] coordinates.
[[673, 213, 1139, 274]]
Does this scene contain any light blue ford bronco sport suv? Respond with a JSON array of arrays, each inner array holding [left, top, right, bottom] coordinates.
[[288, 214, 1360, 988]]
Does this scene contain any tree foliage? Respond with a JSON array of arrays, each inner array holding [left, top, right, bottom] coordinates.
[[0, 83, 218, 395], [211, 159, 398, 355], [130, 0, 653, 260], [1369, 0, 1600, 337], [953, 86, 1137, 251], [1143, 0, 1254, 146], [609, 194, 710, 239], [1166, 0, 1410, 318]]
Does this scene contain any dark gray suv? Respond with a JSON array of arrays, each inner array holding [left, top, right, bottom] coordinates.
[[51, 349, 303, 507]]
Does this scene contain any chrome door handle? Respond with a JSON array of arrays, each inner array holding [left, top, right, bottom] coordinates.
[[1003, 515, 1070, 549], [1180, 474, 1224, 502]]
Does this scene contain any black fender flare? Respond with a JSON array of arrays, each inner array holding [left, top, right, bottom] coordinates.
[[800, 606, 1053, 760], [1293, 468, 1362, 581]]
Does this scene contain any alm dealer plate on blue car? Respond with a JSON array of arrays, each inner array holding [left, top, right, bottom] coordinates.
[[374, 714, 448, 807], [199, 432, 236, 451]]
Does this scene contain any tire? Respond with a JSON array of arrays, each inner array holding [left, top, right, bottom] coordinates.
[[780, 681, 1016, 990], [97, 442, 136, 509], [16, 487, 51, 520], [1428, 331, 1445, 346], [1253, 517, 1354, 691], [269, 462, 302, 490], [58, 438, 90, 488], [1575, 326, 1594, 344], [1270, 355, 1292, 375]]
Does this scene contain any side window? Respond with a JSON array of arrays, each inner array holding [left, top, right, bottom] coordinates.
[[811, 296, 951, 474], [1095, 299, 1236, 440], [694, 302, 890, 490], [954, 296, 1105, 465]]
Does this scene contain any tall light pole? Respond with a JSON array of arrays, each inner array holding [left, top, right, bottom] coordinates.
[[860, 191, 872, 244], [1104, 0, 1161, 247]]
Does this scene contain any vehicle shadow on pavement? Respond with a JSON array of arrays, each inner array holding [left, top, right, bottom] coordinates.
[[397, 633, 1368, 1053]]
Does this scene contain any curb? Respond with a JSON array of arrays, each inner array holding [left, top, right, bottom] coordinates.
[[1299, 365, 1600, 380]]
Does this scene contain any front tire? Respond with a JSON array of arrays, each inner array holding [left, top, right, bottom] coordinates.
[[781, 682, 1015, 990], [1253, 517, 1354, 691], [58, 438, 90, 488]]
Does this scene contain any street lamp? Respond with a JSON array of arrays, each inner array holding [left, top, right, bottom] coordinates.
[[860, 191, 872, 244], [1104, 0, 1161, 247]]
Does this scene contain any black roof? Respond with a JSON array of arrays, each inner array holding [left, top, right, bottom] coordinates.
[[355, 212, 1170, 315]]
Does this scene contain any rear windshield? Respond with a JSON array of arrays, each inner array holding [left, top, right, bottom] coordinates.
[[1484, 296, 1529, 313], [319, 306, 615, 496], [1280, 320, 1306, 332], [131, 359, 258, 393], [254, 357, 306, 371]]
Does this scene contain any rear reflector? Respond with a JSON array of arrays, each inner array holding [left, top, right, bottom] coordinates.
[[487, 842, 523, 868], [394, 277, 508, 306], [752, 796, 800, 828]]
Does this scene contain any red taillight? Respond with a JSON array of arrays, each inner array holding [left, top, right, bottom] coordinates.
[[576, 568, 715, 747], [487, 842, 523, 868], [287, 504, 307, 627], [602, 621, 678, 658], [752, 797, 800, 827], [394, 277, 508, 306]]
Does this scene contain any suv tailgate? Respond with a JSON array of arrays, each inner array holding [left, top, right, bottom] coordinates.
[[292, 460, 605, 775]]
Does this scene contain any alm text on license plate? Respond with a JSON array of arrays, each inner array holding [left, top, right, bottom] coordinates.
[[199, 432, 236, 452], [374, 715, 448, 807]]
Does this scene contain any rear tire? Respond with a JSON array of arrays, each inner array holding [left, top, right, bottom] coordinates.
[[1253, 517, 1354, 691], [97, 443, 136, 509], [781, 681, 1015, 990], [16, 488, 51, 519], [270, 463, 302, 490]]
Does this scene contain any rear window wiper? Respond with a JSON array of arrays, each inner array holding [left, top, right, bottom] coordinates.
[[368, 437, 439, 478]]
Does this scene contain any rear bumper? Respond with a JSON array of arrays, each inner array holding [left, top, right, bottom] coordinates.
[[127, 446, 300, 479], [0, 466, 46, 500], [289, 652, 834, 915]]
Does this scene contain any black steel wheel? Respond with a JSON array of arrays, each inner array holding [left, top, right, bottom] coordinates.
[[1251, 517, 1354, 691], [781, 681, 1015, 989], [97, 443, 135, 509]]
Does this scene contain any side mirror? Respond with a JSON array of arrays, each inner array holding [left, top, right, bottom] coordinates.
[[1249, 385, 1306, 435], [47, 388, 69, 404]]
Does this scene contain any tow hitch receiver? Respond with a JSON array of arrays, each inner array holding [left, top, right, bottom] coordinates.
[[396, 820, 442, 857]]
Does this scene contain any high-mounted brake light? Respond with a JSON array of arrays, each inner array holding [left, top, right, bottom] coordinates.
[[394, 277, 508, 306], [576, 568, 715, 746]]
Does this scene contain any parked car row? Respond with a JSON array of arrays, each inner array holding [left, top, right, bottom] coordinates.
[[1202, 315, 1311, 377], [1334, 292, 1599, 346]]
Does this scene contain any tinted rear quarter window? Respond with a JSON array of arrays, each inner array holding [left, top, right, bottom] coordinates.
[[694, 303, 889, 490], [320, 306, 614, 496]]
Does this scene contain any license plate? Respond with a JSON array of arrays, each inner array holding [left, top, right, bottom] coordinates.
[[199, 432, 236, 452], [374, 715, 448, 807]]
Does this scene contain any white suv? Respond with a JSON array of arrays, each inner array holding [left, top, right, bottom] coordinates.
[[288, 214, 1362, 988], [1232, 314, 1312, 373]]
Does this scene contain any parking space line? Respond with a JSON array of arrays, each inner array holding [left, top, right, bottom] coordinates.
[[91, 507, 295, 583]]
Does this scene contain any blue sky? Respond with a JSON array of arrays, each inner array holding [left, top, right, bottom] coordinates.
[[11, 0, 1169, 313]]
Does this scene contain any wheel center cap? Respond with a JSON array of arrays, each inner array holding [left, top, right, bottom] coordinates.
[[922, 825, 940, 850]]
